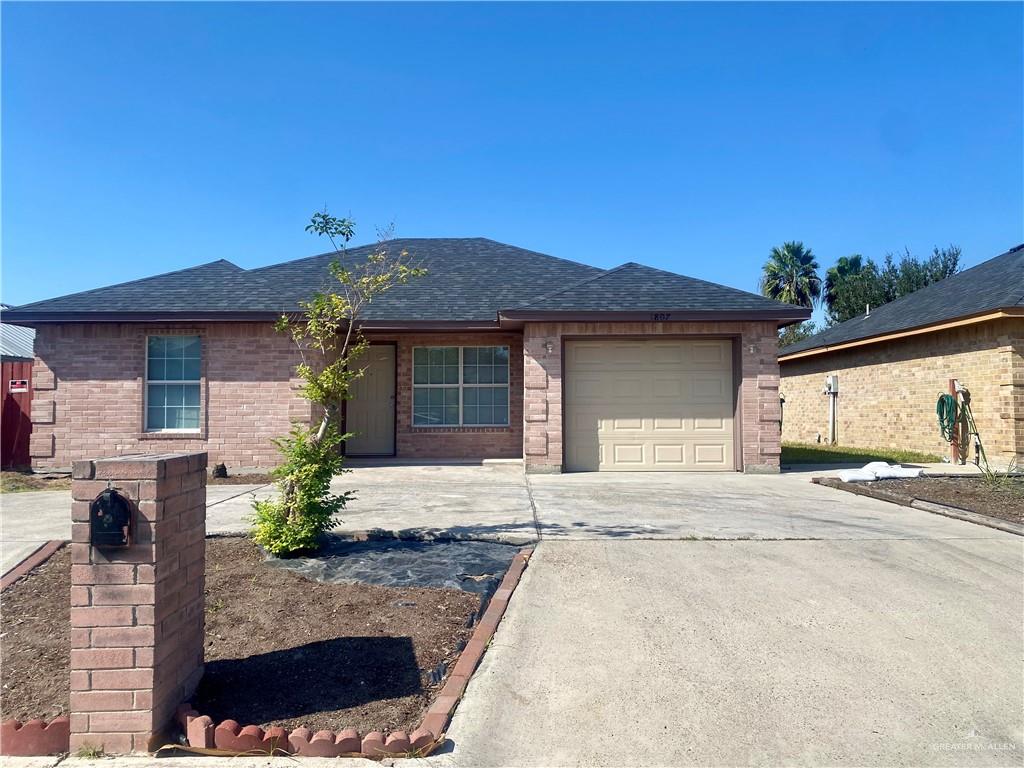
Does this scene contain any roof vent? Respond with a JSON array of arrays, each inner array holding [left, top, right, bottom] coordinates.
[[865, 304, 871, 317]]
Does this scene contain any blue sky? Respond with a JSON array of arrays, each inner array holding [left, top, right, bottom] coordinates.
[[3, 2, 1022, 325]]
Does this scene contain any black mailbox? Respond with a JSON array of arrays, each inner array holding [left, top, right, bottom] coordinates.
[[89, 488, 133, 548]]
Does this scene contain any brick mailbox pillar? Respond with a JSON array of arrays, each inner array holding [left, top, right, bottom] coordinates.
[[69, 452, 207, 754]]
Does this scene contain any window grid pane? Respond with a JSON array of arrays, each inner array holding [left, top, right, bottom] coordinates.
[[412, 346, 509, 427], [147, 335, 201, 431]]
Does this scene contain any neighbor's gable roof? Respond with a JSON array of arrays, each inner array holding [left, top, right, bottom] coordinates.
[[0, 306, 35, 359], [779, 243, 1024, 360], [3, 237, 808, 326]]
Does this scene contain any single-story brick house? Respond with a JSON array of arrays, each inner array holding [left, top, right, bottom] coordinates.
[[5, 238, 809, 473], [779, 243, 1024, 465]]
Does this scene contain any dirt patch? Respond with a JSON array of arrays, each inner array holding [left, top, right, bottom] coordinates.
[[873, 476, 1023, 524], [0, 472, 72, 493], [0, 538, 480, 734], [0, 546, 71, 720], [207, 473, 273, 486], [827, 476, 1023, 526]]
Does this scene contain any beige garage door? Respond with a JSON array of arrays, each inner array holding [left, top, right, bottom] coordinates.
[[564, 339, 735, 471]]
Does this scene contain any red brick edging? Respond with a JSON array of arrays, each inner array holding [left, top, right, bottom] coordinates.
[[0, 718, 71, 756], [1, 540, 65, 591], [176, 547, 533, 758], [1, 541, 70, 755]]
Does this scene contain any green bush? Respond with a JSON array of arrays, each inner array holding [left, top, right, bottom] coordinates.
[[250, 424, 352, 556]]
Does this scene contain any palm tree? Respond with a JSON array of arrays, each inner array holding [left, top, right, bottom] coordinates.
[[823, 254, 864, 314], [759, 241, 821, 308]]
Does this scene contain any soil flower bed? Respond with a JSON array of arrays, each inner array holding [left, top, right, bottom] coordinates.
[[0, 537, 479, 734], [872, 476, 1023, 525], [825, 475, 1023, 527]]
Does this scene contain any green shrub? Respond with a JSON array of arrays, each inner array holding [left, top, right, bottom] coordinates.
[[250, 424, 353, 556]]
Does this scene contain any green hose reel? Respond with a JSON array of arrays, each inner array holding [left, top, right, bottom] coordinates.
[[936, 393, 958, 442], [937, 388, 988, 467]]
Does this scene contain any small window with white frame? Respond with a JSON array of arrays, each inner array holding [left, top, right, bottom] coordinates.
[[412, 346, 509, 426], [146, 335, 201, 431]]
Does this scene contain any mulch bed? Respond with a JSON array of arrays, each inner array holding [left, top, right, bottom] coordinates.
[[830, 476, 1023, 525], [0, 537, 479, 734]]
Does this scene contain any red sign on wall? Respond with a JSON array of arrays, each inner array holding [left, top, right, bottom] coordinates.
[[9, 380, 28, 393]]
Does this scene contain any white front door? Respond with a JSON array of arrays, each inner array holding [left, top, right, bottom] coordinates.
[[345, 345, 396, 456]]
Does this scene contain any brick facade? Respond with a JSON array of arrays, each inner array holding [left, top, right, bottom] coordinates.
[[359, 332, 523, 460], [522, 321, 782, 473], [30, 323, 310, 471], [70, 452, 207, 754], [29, 321, 784, 472], [780, 318, 1024, 465]]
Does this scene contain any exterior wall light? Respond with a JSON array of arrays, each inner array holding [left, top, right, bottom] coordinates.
[[544, 341, 555, 354]]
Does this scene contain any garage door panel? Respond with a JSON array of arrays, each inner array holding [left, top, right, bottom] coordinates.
[[652, 377, 685, 399], [565, 339, 735, 471], [653, 444, 685, 466], [690, 341, 729, 367], [650, 343, 686, 365], [610, 416, 644, 431], [691, 374, 730, 402], [612, 376, 645, 398], [652, 416, 684, 431], [694, 443, 731, 467], [612, 443, 646, 465]]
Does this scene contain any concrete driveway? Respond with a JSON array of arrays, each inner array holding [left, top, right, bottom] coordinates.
[[2, 463, 1021, 765], [3, 461, 994, 575], [419, 469, 1023, 767]]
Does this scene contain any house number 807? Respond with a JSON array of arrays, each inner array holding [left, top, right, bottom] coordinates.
[[651, 313, 672, 321]]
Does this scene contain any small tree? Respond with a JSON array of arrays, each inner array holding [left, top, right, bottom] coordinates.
[[252, 211, 425, 555]]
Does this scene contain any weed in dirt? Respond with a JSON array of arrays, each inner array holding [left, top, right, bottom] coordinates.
[[979, 457, 1021, 492]]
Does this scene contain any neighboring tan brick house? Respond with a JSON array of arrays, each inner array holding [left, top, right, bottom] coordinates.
[[780, 244, 1024, 466], [5, 239, 808, 473]]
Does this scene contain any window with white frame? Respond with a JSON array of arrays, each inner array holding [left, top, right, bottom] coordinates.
[[146, 335, 201, 431], [412, 346, 509, 426]]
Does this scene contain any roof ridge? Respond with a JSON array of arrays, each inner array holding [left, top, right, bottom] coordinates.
[[6, 259, 242, 312], [472, 237, 606, 274], [624, 262, 800, 310], [512, 263, 631, 309]]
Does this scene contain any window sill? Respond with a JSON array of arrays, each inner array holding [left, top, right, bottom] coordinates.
[[139, 430, 204, 440], [410, 425, 511, 432]]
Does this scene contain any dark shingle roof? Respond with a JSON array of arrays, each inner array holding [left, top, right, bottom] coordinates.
[[248, 238, 603, 321], [508, 262, 801, 314], [780, 244, 1024, 357], [3, 237, 807, 324], [5, 259, 250, 314]]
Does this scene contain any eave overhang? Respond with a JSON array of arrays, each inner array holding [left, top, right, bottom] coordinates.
[[498, 308, 811, 324], [778, 308, 1024, 363]]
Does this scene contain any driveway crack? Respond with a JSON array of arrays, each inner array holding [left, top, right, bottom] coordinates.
[[524, 474, 543, 541]]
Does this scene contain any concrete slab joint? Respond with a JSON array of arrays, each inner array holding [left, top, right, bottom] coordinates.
[[69, 451, 208, 755]]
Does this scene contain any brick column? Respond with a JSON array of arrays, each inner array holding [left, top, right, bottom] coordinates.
[[69, 452, 207, 754], [523, 322, 563, 473]]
